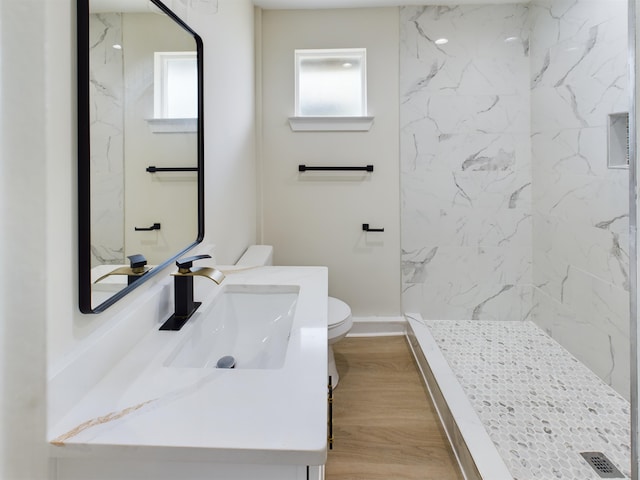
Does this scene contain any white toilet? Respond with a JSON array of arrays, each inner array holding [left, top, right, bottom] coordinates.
[[327, 296, 353, 387], [236, 245, 353, 387]]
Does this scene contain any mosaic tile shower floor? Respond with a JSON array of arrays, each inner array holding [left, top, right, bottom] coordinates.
[[424, 320, 630, 480]]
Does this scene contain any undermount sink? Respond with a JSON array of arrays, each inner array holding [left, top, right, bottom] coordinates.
[[164, 285, 299, 370]]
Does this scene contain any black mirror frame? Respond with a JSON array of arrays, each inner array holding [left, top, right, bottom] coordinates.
[[77, 0, 205, 314]]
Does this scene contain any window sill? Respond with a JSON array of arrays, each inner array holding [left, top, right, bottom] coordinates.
[[288, 116, 374, 132], [146, 118, 197, 133]]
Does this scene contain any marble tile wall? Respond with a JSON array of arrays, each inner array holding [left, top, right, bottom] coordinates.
[[399, 1, 629, 398], [529, 0, 630, 398], [400, 5, 533, 321], [89, 13, 125, 267]]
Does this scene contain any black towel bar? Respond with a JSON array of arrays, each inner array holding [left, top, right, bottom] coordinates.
[[298, 165, 374, 172], [146, 166, 198, 173]]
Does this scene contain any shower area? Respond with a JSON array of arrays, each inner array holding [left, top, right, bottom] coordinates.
[[399, 1, 634, 479]]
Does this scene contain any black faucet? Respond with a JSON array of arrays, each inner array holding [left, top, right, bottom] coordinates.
[[159, 254, 225, 331]]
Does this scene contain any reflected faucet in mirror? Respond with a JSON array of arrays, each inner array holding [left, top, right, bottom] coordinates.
[[93, 254, 150, 286], [160, 254, 225, 331]]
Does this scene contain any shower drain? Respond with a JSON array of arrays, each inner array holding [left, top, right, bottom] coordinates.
[[580, 452, 625, 478]]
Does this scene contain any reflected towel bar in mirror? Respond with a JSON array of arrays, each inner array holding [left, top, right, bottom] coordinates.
[[146, 166, 199, 173], [298, 165, 374, 172]]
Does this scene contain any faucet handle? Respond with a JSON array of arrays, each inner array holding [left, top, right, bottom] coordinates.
[[127, 253, 147, 271], [176, 254, 212, 271]]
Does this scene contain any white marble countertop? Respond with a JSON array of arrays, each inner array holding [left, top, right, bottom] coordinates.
[[49, 266, 328, 466]]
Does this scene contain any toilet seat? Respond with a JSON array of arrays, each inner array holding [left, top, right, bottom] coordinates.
[[328, 297, 352, 343], [328, 296, 351, 327]]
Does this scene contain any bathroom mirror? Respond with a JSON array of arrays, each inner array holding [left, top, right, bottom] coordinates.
[[78, 0, 204, 313]]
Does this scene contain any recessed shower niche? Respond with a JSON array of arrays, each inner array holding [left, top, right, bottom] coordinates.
[[608, 112, 629, 169]]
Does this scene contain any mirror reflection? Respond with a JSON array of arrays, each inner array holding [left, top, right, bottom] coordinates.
[[80, 0, 203, 312]]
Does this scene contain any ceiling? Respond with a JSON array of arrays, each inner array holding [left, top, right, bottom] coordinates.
[[91, 0, 161, 12], [91, 0, 529, 13], [253, 0, 527, 8]]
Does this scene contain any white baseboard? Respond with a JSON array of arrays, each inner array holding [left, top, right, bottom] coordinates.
[[347, 316, 407, 337]]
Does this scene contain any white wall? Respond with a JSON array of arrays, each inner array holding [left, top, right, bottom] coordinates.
[[259, 8, 401, 317], [188, 1, 257, 265], [1, 0, 58, 477], [0, 0, 255, 477]]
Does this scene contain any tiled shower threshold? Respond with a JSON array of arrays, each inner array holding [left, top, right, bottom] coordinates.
[[406, 315, 631, 480]]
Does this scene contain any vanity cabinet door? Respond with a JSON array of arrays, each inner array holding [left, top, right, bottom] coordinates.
[[307, 465, 325, 480]]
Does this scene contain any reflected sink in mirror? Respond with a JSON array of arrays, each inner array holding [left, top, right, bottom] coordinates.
[[164, 285, 299, 370]]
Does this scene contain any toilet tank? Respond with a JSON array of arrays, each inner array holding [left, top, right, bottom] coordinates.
[[235, 245, 274, 267]]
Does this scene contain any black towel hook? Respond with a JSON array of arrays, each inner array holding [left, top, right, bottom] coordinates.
[[362, 223, 384, 232], [134, 223, 161, 231]]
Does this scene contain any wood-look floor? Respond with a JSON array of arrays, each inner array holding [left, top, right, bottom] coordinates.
[[325, 336, 464, 480]]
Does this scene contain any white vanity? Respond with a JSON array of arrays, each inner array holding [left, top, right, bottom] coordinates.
[[49, 266, 328, 480]]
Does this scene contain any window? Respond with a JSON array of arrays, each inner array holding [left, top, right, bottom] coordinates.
[[289, 48, 373, 131], [154, 51, 197, 119], [295, 48, 366, 117]]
